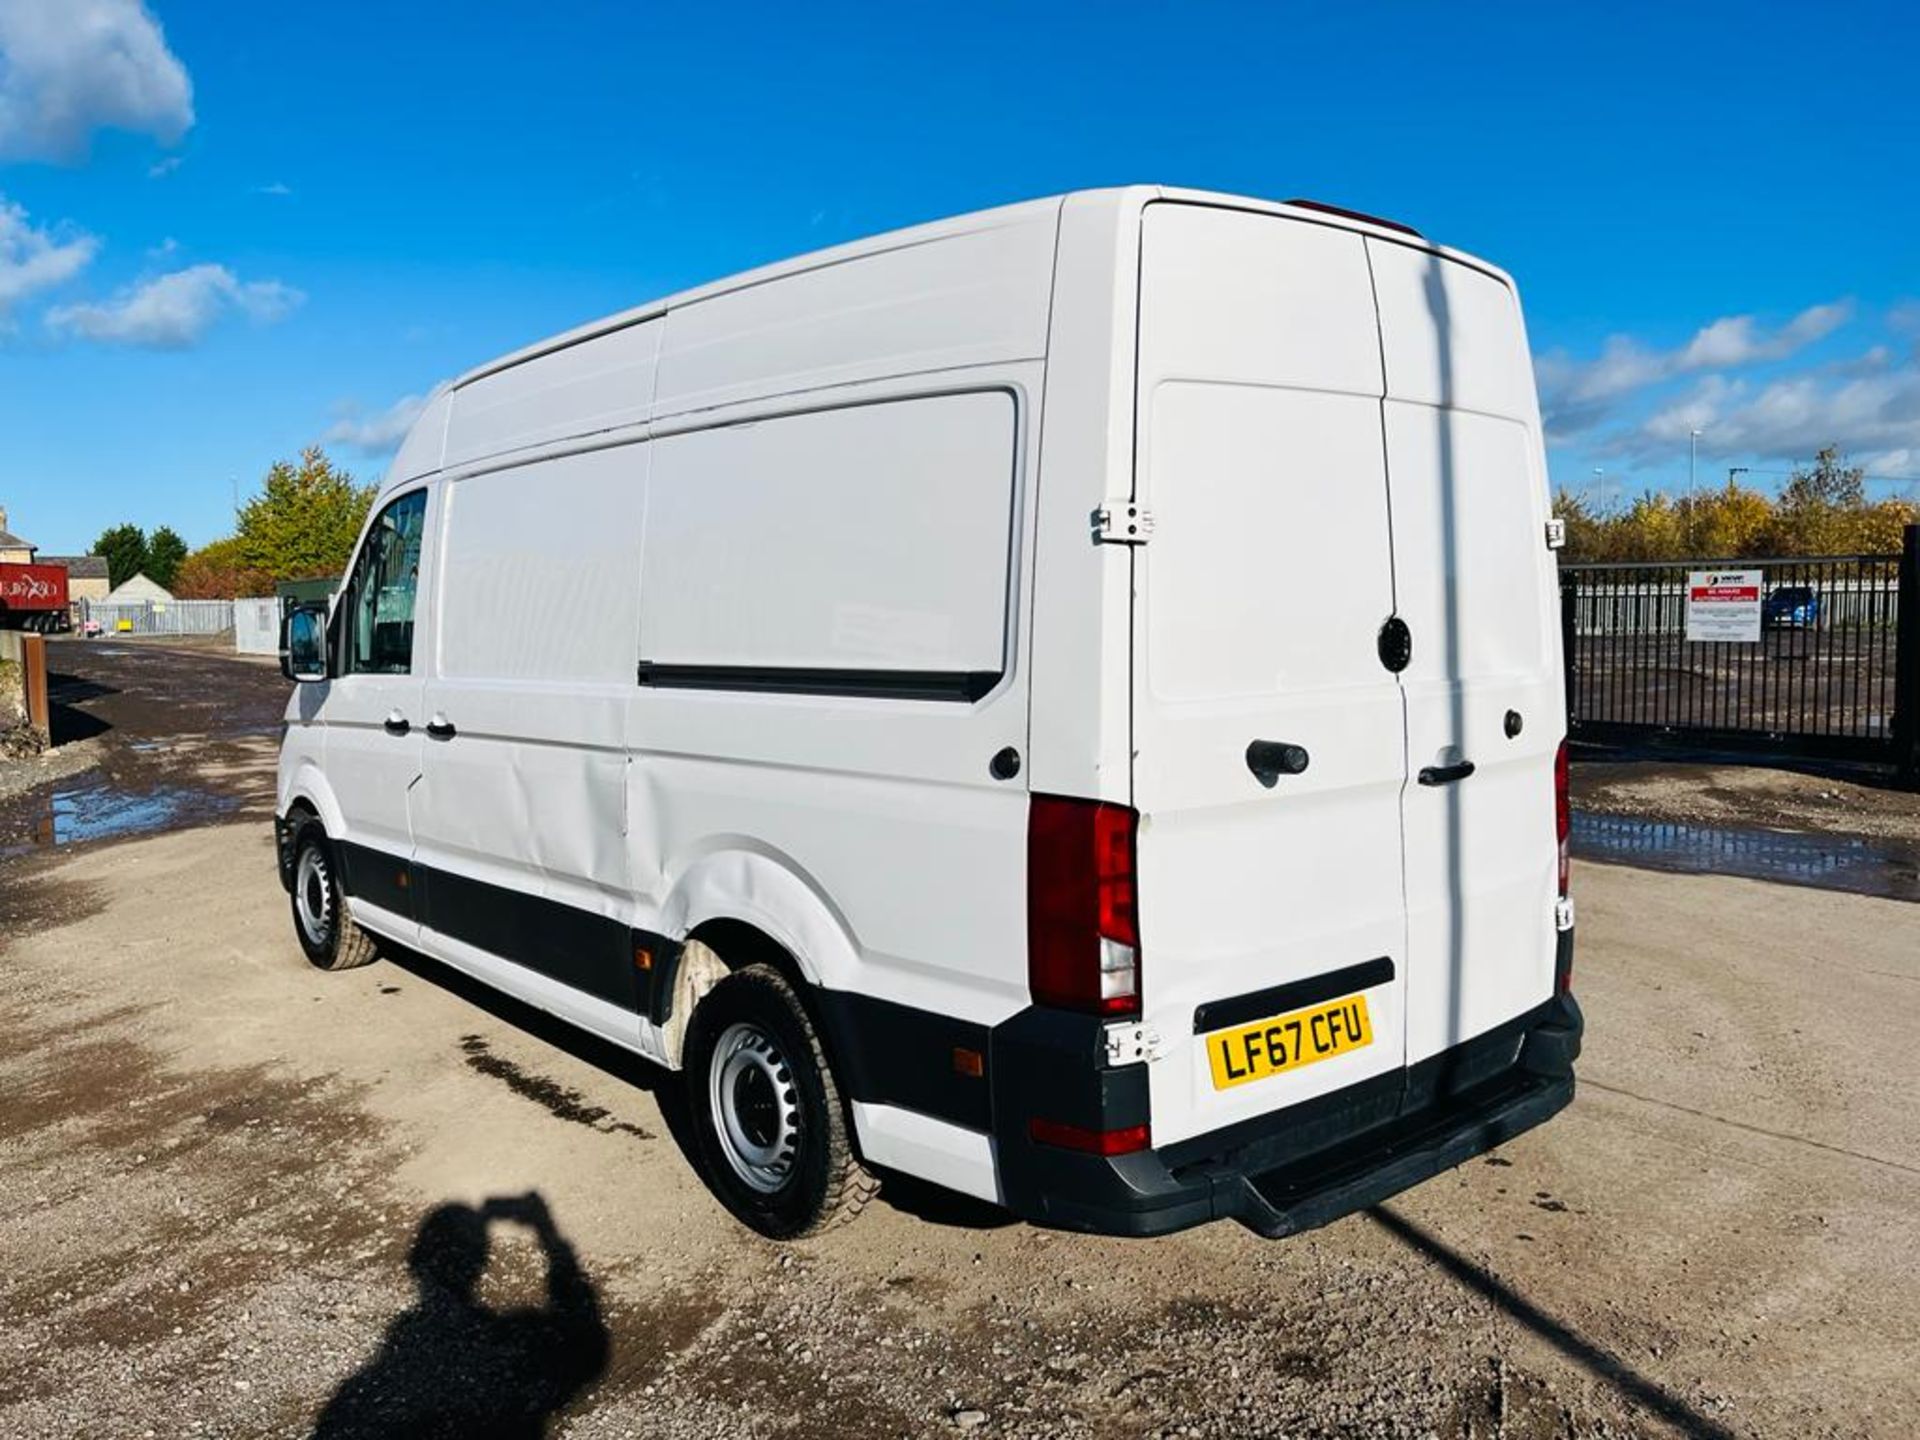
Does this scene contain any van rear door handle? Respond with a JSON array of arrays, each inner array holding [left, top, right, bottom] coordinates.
[[425, 716, 457, 740], [1246, 739, 1310, 786], [1418, 760, 1476, 786], [383, 711, 410, 736]]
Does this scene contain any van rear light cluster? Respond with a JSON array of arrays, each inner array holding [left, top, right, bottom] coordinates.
[[1028, 1117, 1150, 1156], [1028, 795, 1140, 1017], [1554, 739, 1571, 899]]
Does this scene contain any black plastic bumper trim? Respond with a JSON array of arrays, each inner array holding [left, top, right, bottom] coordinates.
[[1193, 956, 1396, 1034], [990, 934, 1581, 1238]]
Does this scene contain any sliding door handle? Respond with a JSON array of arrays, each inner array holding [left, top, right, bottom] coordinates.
[[1417, 760, 1476, 786], [425, 716, 457, 741], [382, 711, 410, 736]]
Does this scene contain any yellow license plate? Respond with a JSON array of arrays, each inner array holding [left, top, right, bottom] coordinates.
[[1207, 992, 1373, 1090]]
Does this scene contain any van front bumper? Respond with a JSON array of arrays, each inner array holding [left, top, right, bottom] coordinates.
[[990, 967, 1583, 1240]]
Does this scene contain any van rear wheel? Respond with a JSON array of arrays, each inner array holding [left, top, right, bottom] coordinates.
[[289, 822, 380, 972], [684, 965, 876, 1238]]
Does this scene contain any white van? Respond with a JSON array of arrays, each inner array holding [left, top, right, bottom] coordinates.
[[277, 187, 1581, 1240]]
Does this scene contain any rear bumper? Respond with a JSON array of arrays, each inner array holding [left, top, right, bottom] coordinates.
[[991, 951, 1583, 1239]]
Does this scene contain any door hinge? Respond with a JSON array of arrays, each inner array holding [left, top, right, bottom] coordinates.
[[1092, 499, 1154, 545], [1545, 517, 1568, 550], [1103, 1021, 1165, 1067]]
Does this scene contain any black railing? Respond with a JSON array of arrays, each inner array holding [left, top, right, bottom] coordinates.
[[1559, 526, 1918, 779]]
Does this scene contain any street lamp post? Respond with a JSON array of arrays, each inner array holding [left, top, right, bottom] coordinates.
[[1688, 428, 1703, 547]]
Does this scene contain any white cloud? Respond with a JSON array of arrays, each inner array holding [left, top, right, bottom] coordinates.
[[1624, 362, 1920, 467], [1679, 301, 1851, 369], [46, 263, 303, 348], [254, 181, 292, 197], [147, 153, 181, 178], [1537, 299, 1854, 439], [0, 0, 193, 162], [0, 195, 97, 314], [322, 394, 429, 455]]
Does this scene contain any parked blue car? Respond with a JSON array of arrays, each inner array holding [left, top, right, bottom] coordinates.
[[1762, 584, 1820, 629]]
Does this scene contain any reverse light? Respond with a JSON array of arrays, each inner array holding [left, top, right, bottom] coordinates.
[[1028, 795, 1140, 1017], [1028, 1118, 1150, 1156]]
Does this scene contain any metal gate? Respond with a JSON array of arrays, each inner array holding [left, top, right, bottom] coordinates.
[[80, 598, 234, 636], [1560, 525, 1918, 779]]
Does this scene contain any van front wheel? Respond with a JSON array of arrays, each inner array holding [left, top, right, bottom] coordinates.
[[684, 965, 876, 1238], [289, 822, 380, 972]]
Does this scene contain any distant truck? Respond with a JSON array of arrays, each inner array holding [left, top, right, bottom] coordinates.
[[0, 562, 72, 632]]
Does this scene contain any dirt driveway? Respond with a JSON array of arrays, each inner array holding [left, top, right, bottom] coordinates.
[[2, 641, 1916, 1438]]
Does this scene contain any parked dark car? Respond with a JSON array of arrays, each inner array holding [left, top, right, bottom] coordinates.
[[1762, 584, 1820, 629]]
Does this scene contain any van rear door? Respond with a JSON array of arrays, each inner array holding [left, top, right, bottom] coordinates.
[[1365, 240, 1561, 1064], [1130, 204, 1410, 1148]]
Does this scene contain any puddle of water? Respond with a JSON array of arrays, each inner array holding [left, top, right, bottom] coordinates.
[[3, 779, 241, 855], [1573, 811, 1920, 903]]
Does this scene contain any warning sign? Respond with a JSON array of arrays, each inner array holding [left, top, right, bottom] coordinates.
[[1686, 569, 1763, 643]]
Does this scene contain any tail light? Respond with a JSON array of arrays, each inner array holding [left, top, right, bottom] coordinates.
[[1554, 739, 1571, 898], [1028, 1118, 1150, 1156], [1028, 795, 1140, 1017]]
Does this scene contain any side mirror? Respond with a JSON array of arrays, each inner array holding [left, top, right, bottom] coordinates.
[[282, 603, 329, 683]]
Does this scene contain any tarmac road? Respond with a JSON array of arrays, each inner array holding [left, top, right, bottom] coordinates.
[[1, 640, 1916, 1438]]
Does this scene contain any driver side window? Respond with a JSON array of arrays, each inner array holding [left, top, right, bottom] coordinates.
[[343, 490, 427, 676]]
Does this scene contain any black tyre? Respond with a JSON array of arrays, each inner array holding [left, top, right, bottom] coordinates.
[[289, 821, 380, 972], [683, 964, 877, 1239]]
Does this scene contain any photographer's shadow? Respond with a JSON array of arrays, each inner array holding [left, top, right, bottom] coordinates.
[[312, 1192, 608, 1440]]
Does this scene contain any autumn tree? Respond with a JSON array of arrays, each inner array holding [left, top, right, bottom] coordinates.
[[235, 448, 375, 582], [92, 523, 149, 590], [1555, 445, 1915, 561], [172, 536, 275, 599]]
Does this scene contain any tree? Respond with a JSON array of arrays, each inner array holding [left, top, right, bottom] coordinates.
[[236, 448, 375, 582], [146, 525, 188, 589], [173, 536, 275, 599], [1554, 443, 1913, 561], [92, 523, 149, 590], [1777, 445, 1866, 510]]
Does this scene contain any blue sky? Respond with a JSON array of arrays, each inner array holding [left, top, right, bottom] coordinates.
[[2, 0, 1918, 554]]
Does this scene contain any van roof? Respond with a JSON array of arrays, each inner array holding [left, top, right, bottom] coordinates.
[[447, 186, 1511, 393]]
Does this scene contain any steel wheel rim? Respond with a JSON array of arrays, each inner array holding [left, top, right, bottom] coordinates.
[[709, 1021, 800, 1194], [295, 845, 333, 946]]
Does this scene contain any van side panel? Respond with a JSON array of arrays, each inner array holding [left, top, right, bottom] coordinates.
[[625, 382, 1038, 1026], [444, 320, 659, 469], [638, 393, 1014, 676], [408, 445, 647, 1027], [652, 213, 1056, 420]]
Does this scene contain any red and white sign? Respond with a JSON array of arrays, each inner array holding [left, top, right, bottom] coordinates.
[[0, 562, 71, 613], [1685, 568, 1762, 643]]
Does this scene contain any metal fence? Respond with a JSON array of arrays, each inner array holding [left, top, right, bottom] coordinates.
[[1560, 526, 1919, 777], [80, 598, 234, 636], [233, 598, 281, 655]]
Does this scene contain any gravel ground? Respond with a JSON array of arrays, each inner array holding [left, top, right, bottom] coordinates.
[[2, 642, 1916, 1439]]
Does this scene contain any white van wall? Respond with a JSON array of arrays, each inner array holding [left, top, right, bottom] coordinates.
[[383, 204, 1065, 1069], [639, 392, 1017, 674], [624, 380, 1041, 1025]]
